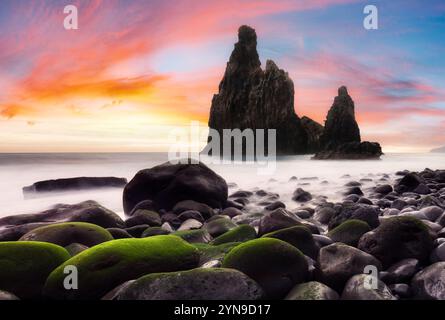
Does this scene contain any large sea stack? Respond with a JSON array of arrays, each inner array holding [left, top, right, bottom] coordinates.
[[313, 86, 382, 160], [205, 25, 309, 156]]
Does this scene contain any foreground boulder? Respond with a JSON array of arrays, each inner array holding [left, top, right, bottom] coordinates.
[[113, 268, 264, 300], [123, 160, 228, 215], [285, 281, 339, 300], [358, 216, 434, 267], [204, 25, 308, 156], [262, 226, 319, 259], [411, 262, 445, 300], [43, 235, 200, 300], [328, 219, 371, 247], [0, 241, 70, 299], [19, 222, 113, 247], [341, 274, 396, 300], [222, 238, 308, 299], [23, 176, 127, 196], [316, 243, 382, 291], [314, 86, 382, 160]]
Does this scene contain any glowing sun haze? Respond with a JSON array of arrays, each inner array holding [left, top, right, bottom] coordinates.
[[1, 0, 444, 152]]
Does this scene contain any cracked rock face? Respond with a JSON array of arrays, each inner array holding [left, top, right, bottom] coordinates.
[[206, 25, 308, 156]]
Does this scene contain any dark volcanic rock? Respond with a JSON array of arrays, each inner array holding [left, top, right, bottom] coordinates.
[[0, 200, 124, 240], [411, 262, 445, 300], [301, 116, 324, 153], [316, 243, 382, 291], [123, 159, 228, 215], [358, 216, 434, 268], [319, 86, 360, 149], [114, 268, 264, 300], [341, 274, 396, 300], [313, 141, 382, 160], [313, 86, 382, 160], [204, 25, 308, 156], [23, 176, 127, 196], [328, 203, 380, 230]]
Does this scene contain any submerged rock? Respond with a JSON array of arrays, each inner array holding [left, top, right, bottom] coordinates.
[[23, 176, 127, 196]]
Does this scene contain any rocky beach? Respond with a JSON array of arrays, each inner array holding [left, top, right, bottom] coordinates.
[[0, 159, 445, 300]]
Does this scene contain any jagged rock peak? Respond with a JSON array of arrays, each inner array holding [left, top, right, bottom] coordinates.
[[338, 85, 348, 96], [228, 25, 261, 71], [205, 25, 309, 156], [320, 86, 361, 149]]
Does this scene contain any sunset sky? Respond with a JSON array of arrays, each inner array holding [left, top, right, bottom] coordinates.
[[0, 0, 444, 153]]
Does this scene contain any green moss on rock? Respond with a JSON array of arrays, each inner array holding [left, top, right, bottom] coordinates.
[[327, 219, 371, 247], [0, 241, 70, 299], [19, 222, 113, 247], [211, 225, 256, 245], [262, 226, 319, 259], [222, 238, 308, 299], [43, 235, 200, 300], [194, 242, 240, 264]]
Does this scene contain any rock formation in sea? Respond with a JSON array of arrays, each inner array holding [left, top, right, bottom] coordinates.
[[205, 25, 308, 156], [313, 86, 382, 160], [23, 177, 127, 197], [301, 116, 324, 153], [431, 145, 445, 153]]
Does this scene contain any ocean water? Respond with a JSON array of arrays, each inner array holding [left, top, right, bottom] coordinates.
[[0, 152, 444, 218]]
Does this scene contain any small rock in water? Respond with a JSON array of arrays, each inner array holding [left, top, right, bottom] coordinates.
[[292, 188, 313, 202]]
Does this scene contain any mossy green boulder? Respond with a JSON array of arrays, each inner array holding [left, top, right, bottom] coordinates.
[[0, 241, 70, 299], [222, 238, 308, 299], [210, 225, 256, 245], [115, 268, 264, 300], [43, 235, 200, 300], [262, 226, 319, 259], [19, 222, 113, 247], [171, 229, 212, 243], [194, 242, 240, 264], [328, 219, 371, 247]]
